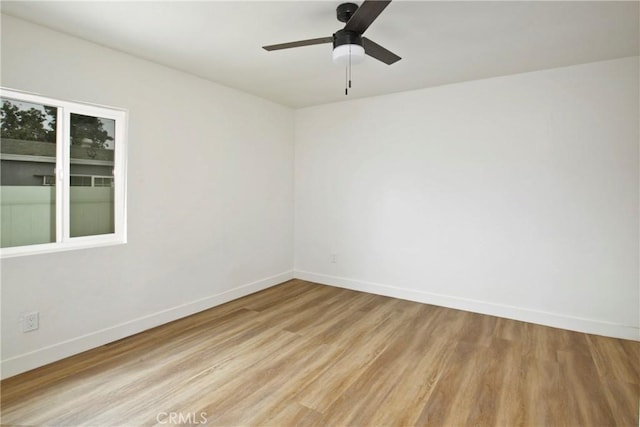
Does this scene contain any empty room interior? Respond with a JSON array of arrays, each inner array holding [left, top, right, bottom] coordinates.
[[1, 1, 639, 426]]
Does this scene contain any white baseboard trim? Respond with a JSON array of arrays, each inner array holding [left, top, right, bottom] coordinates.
[[294, 270, 639, 342], [1, 270, 294, 380]]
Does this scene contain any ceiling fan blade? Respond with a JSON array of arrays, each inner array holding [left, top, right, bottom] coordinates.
[[363, 37, 401, 65], [344, 0, 391, 34], [263, 36, 333, 51]]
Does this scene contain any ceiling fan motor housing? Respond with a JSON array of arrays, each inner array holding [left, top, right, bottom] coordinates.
[[333, 29, 363, 49], [336, 3, 359, 23]]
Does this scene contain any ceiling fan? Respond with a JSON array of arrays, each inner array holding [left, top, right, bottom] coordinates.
[[262, 1, 401, 93]]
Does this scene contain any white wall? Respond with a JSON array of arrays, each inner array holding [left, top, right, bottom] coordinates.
[[295, 57, 640, 341], [1, 15, 294, 378]]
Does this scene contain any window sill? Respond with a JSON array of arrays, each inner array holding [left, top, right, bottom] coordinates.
[[1, 236, 127, 259]]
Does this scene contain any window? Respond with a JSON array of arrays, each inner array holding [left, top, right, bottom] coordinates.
[[0, 88, 127, 257]]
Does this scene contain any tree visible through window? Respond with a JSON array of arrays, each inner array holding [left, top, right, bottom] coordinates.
[[1, 99, 56, 142]]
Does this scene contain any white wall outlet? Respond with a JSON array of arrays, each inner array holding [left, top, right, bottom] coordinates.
[[22, 312, 39, 332], [330, 253, 337, 263]]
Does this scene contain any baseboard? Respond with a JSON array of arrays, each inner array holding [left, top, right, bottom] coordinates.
[[294, 270, 639, 342], [1, 270, 294, 380]]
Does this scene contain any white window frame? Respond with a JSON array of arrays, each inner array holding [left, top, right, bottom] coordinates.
[[1, 88, 128, 258]]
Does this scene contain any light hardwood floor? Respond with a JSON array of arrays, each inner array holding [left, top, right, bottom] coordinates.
[[1, 279, 639, 426]]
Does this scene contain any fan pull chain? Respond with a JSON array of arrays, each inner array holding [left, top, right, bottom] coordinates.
[[349, 44, 352, 89], [345, 63, 348, 95], [345, 45, 353, 96]]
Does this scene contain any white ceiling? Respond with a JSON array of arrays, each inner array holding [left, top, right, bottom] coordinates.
[[2, 1, 638, 108]]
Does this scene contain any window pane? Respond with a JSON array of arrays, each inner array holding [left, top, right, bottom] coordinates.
[[70, 175, 92, 187], [69, 113, 115, 237], [1, 98, 57, 248]]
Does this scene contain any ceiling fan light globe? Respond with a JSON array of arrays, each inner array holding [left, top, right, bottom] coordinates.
[[332, 44, 365, 65]]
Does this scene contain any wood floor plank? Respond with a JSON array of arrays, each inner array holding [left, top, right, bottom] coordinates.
[[244, 403, 324, 427], [599, 377, 640, 426], [1, 280, 638, 426], [494, 316, 529, 342], [316, 304, 449, 426], [520, 354, 565, 426], [296, 298, 416, 412], [414, 341, 483, 426], [455, 311, 498, 347], [462, 339, 513, 426], [557, 350, 617, 426], [587, 333, 640, 385]]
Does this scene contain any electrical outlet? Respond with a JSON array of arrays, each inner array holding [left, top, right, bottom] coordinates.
[[23, 312, 39, 333], [330, 253, 337, 263]]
